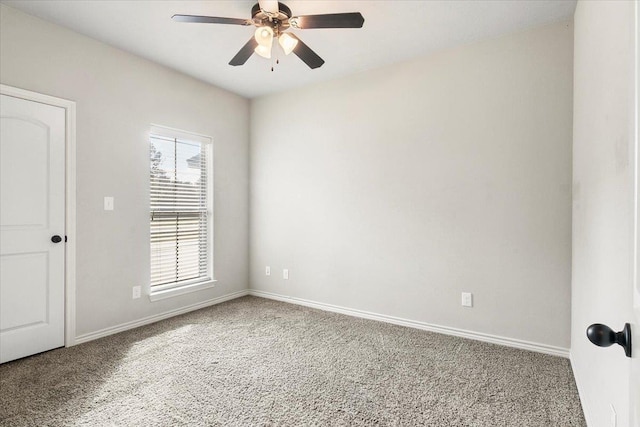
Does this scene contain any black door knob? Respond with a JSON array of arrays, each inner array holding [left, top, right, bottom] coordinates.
[[586, 323, 632, 358], [51, 235, 62, 243]]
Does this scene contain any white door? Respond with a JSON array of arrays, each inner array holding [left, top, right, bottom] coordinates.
[[632, 3, 640, 424], [573, 2, 637, 425], [0, 93, 66, 363]]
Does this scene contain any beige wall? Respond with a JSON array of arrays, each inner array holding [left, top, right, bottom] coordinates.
[[250, 21, 574, 349], [571, 1, 636, 426], [0, 5, 250, 337]]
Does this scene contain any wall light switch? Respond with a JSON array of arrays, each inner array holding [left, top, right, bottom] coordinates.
[[266, 266, 271, 276], [104, 196, 114, 211], [283, 269, 289, 280], [462, 292, 473, 307], [132, 285, 141, 299]]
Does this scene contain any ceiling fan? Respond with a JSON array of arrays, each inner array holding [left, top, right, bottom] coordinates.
[[172, 0, 365, 69]]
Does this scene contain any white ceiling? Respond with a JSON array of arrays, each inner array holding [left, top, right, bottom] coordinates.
[[2, 0, 576, 99]]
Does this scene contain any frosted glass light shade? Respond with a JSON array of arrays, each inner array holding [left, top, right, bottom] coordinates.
[[278, 33, 298, 55], [259, 0, 278, 14], [254, 44, 272, 59], [254, 26, 274, 59], [254, 26, 274, 47]]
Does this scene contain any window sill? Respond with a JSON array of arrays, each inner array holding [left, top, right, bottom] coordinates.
[[149, 279, 217, 302]]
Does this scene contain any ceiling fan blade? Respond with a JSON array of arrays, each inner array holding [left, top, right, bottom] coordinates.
[[229, 37, 259, 66], [289, 35, 324, 69], [258, 0, 279, 14], [290, 12, 364, 29], [172, 14, 251, 26]]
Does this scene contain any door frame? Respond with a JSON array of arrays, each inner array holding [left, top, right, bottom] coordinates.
[[633, 2, 639, 424], [634, 0, 639, 316], [1, 84, 77, 348]]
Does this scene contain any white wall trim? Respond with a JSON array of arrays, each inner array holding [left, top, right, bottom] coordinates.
[[0, 84, 78, 348], [74, 289, 249, 345], [570, 353, 594, 427], [249, 289, 570, 358]]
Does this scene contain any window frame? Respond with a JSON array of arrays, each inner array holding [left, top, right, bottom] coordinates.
[[148, 124, 215, 301]]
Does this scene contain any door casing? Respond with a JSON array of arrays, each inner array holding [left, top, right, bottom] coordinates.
[[632, 2, 640, 424]]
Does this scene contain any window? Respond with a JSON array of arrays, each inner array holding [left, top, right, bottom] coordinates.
[[149, 126, 214, 300]]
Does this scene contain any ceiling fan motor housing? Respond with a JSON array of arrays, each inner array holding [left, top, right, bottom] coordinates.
[[251, 2, 292, 34]]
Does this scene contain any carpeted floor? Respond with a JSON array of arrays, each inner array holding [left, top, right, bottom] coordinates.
[[0, 296, 585, 426]]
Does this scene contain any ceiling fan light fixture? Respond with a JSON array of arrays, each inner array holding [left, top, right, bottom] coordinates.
[[258, 0, 279, 15], [278, 33, 298, 55], [254, 26, 274, 58], [254, 44, 272, 59], [254, 26, 274, 47]]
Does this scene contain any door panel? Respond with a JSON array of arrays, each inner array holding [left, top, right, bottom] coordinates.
[[0, 117, 50, 227], [0, 253, 49, 330], [0, 94, 66, 363]]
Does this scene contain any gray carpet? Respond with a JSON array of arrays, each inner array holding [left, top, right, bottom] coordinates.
[[0, 296, 585, 426]]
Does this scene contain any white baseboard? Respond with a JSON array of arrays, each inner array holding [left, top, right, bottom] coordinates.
[[74, 289, 249, 345], [570, 353, 593, 426], [72, 287, 570, 358], [248, 289, 570, 358]]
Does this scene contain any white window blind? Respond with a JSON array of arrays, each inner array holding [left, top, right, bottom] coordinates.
[[150, 132, 211, 292]]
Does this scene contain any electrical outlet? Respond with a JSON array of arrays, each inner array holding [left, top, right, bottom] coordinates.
[[461, 292, 473, 307], [266, 266, 271, 276], [132, 285, 141, 299], [283, 269, 289, 280], [610, 404, 616, 427], [104, 196, 114, 211]]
